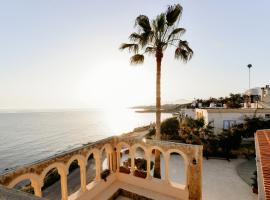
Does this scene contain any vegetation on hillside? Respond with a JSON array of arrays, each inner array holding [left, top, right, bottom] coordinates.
[[193, 93, 247, 108], [149, 115, 270, 160]]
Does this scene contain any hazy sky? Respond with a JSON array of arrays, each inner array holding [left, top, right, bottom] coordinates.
[[0, 1, 270, 109]]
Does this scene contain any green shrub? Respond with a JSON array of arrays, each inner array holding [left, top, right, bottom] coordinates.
[[124, 158, 154, 171], [101, 169, 110, 182], [161, 117, 180, 140]]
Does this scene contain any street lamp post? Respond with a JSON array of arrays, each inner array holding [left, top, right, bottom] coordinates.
[[247, 64, 252, 90], [247, 64, 252, 108]]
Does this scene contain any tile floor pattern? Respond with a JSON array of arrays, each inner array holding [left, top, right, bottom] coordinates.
[[202, 159, 257, 200]]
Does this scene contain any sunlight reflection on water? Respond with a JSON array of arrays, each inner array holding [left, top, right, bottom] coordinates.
[[0, 108, 171, 172]]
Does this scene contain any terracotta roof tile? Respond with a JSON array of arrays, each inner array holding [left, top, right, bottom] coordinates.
[[256, 130, 270, 200]]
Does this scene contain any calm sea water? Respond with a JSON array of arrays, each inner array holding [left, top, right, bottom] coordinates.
[[0, 108, 171, 173]]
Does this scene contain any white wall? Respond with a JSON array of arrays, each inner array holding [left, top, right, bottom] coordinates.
[[196, 109, 270, 134]]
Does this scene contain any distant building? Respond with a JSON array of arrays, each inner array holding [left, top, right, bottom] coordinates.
[[244, 85, 270, 109], [195, 108, 270, 134], [179, 108, 195, 118], [178, 84, 270, 134]]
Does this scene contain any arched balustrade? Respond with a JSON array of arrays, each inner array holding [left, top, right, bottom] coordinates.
[[0, 137, 202, 200]]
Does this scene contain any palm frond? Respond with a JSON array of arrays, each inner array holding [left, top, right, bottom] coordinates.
[[129, 31, 154, 48], [156, 13, 166, 33], [175, 40, 193, 62], [135, 15, 151, 32], [129, 33, 142, 42], [145, 46, 156, 55], [166, 4, 183, 26], [168, 28, 186, 40], [130, 54, 144, 65], [119, 43, 139, 53], [140, 31, 154, 47]]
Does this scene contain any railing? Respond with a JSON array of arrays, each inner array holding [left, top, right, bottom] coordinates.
[[0, 135, 202, 200]]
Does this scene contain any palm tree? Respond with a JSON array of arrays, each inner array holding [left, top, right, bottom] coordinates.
[[120, 4, 193, 178]]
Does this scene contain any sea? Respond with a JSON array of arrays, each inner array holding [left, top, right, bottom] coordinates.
[[0, 108, 171, 173]]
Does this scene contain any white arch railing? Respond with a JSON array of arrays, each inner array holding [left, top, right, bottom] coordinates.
[[0, 136, 202, 200]]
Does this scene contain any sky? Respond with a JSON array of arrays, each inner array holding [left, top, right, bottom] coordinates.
[[0, 0, 270, 109]]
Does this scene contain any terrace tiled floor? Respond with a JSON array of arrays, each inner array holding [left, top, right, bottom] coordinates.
[[202, 158, 257, 200], [236, 158, 256, 185]]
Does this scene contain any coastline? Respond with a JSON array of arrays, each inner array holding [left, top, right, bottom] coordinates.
[[0, 124, 151, 175]]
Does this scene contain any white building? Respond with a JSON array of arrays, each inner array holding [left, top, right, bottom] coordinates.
[[195, 108, 270, 134], [244, 85, 270, 108]]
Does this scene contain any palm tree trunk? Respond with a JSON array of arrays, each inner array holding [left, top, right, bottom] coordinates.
[[153, 50, 163, 178]]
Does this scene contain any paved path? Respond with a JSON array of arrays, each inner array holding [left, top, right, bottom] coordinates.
[[202, 159, 257, 200], [236, 158, 256, 186]]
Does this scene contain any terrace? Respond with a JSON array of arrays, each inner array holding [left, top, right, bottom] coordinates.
[[0, 131, 202, 200]]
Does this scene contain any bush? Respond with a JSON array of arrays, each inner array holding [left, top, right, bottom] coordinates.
[[101, 169, 110, 181], [124, 158, 154, 171], [251, 170, 258, 194], [161, 117, 180, 140], [146, 127, 156, 139], [243, 117, 270, 138]]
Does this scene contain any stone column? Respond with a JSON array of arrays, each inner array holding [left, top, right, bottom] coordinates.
[[109, 153, 113, 172], [146, 150, 151, 179], [112, 148, 117, 172], [79, 163, 87, 192], [107, 153, 110, 171], [164, 153, 170, 183], [60, 171, 68, 200], [187, 147, 203, 200], [94, 154, 101, 181], [116, 148, 121, 172], [32, 181, 42, 197], [130, 149, 135, 174]]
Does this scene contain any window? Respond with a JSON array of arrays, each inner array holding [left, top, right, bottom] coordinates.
[[223, 120, 236, 130], [265, 114, 270, 119]]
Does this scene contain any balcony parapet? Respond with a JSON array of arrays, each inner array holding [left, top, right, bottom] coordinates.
[[0, 134, 202, 200]]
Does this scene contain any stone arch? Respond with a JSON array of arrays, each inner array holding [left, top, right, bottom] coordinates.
[[66, 154, 86, 169], [149, 146, 166, 179], [166, 149, 188, 186], [8, 173, 42, 197], [117, 142, 131, 174], [116, 142, 130, 151], [8, 173, 41, 188], [85, 149, 99, 185], [85, 148, 100, 163], [149, 146, 165, 156], [100, 144, 113, 172], [165, 149, 189, 167], [132, 143, 148, 179], [100, 143, 113, 154], [131, 143, 148, 155], [66, 156, 84, 196], [41, 162, 67, 181], [41, 162, 67, 200]]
